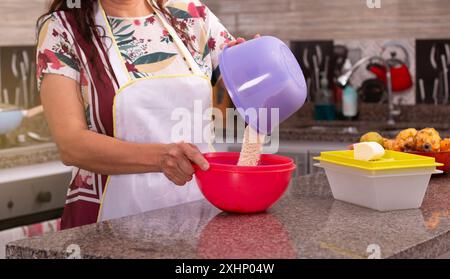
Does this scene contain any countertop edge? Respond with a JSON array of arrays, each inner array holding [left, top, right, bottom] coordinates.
[[388, 230, 450, 259]]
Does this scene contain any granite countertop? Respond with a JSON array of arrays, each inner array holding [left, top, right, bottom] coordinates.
[[0, 143, 59, 169], [6, 173, 450, 259]]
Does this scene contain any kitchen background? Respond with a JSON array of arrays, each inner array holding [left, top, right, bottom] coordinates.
[[1, 0, 450, 258]]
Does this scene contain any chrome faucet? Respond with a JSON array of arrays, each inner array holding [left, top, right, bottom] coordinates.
[[337, 56, 401, 126]]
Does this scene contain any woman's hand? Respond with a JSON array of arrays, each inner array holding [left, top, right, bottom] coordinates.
[[220, 34, 261, 50], [159, 142, 210, 186]]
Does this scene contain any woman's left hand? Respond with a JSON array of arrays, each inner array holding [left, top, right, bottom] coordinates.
[[220, 34, 261, 50]]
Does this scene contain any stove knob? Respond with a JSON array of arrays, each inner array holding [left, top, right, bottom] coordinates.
[[7, 200, 14, 209], [36, 191, 52, 203]]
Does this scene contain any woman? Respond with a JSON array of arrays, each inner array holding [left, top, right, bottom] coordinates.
[[37, 0, 250, 229]]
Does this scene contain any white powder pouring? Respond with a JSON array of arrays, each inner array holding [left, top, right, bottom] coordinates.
[[237, 125, 266, 166]]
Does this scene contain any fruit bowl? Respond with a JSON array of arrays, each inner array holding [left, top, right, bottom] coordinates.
[[193, 152, 296, 213], [407, 151, 450, 173]]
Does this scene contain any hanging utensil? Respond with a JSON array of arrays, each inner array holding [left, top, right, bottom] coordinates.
[[333, 45, 348, 76], [441, 54, 449, 105], [302, 47, 310, 70], [324, 56, 330, 79], [11, 53, 19, 78], [22, 51, 31, 107], [430, 45, 440, 105], [433, 78, 439, 106], [302, 48, 312, 100], [430, 45, 437, 70], [419, 79, 426, 102], [306, 78, 312, 101], [315, 45, 323, 66], [14, 87, 20, 106], [20, 61, 29, 108], [29, 62, 36, 106], [445, 44, 450, 65], [2, 89, 9, 105], [22, 51, 30, 72], [313, 55, 320, 94]]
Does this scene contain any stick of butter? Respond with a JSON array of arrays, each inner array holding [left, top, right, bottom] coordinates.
[[354, 142, 385, 161]]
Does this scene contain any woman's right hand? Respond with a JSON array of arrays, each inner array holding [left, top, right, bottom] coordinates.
[[159, 142, 210, 186]]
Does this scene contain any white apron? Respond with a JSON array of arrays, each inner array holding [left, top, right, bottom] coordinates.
[[96, 0, 214, 222]]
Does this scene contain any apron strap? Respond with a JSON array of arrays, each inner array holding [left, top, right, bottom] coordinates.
[[95, 1, 132, 88], [149, 0, 203, 76], [151, 1, 216, 153]]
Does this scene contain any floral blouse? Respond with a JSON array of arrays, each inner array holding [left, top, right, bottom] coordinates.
[[37, 0, 234, 128]]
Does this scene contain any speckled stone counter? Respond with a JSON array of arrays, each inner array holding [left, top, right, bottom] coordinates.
[[0, 143, 59, 169], [6, 173, 450, 259], [0, 113, 58, 169]]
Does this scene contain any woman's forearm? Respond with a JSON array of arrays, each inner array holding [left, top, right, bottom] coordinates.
[[40, 75, 209, 180], [58, 129, 166, 175], [40, 75, 167, 175]]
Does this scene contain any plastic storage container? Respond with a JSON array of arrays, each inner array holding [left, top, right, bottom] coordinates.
[[315, 150, 442, 211], [219, 36, 307, 134]]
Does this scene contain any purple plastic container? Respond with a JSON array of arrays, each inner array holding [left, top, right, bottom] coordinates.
[[219, 36, 307, 134]]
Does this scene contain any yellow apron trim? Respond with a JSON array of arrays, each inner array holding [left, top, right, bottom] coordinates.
[[97, 175, 111, 222], [100, 0, 205, 84], [98, 0, 133, 82], [96, 74, 214, 222], [116, 74, 210, 95], [150, 0, 201, 75]]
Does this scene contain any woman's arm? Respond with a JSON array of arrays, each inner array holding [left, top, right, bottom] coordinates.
[[40, 74, 208, 185]]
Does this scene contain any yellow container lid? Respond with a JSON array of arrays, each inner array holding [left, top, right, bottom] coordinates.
[[314, 150, 443, 171]]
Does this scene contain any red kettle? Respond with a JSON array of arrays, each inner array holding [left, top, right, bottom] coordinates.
[[367, 42, 413, 93]]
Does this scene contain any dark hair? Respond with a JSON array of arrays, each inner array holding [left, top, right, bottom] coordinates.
[[37, 0, 194, 60]]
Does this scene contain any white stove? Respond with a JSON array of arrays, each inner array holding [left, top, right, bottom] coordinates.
[[0, 161, 71, 227]]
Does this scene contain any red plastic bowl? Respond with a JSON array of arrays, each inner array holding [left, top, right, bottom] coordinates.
[[408, 151, 450, 173], [194, 152, 296, 213]]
